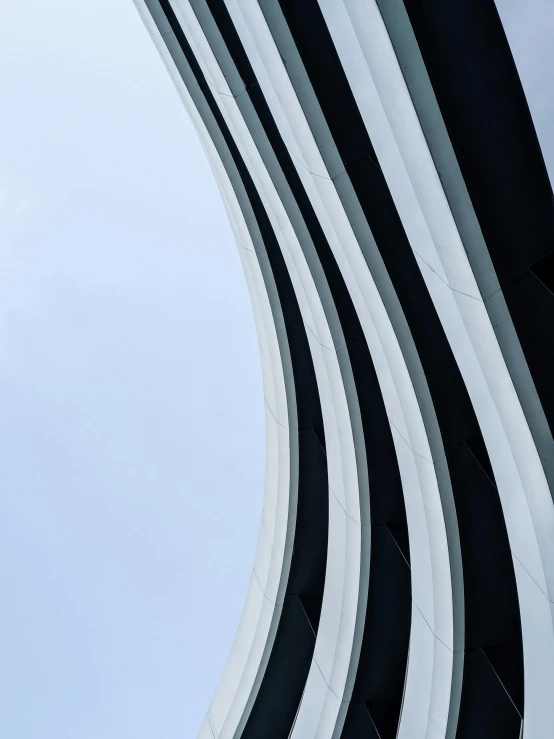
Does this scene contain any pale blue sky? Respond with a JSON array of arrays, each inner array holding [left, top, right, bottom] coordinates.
[[0, 1, 551, 738], [0, 1, 264, 737]]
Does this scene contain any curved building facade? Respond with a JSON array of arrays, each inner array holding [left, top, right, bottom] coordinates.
[[133, 2, 554, 737]]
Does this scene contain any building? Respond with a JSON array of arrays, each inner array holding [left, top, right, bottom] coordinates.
[[133, 2, 554, 737]]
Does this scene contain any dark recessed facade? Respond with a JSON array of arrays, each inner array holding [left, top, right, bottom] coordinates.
[[134, 2, 554, 737]]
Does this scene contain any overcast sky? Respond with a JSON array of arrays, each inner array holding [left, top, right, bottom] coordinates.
[[0, 1, 264, 737], [0, 1, 551, 738]]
